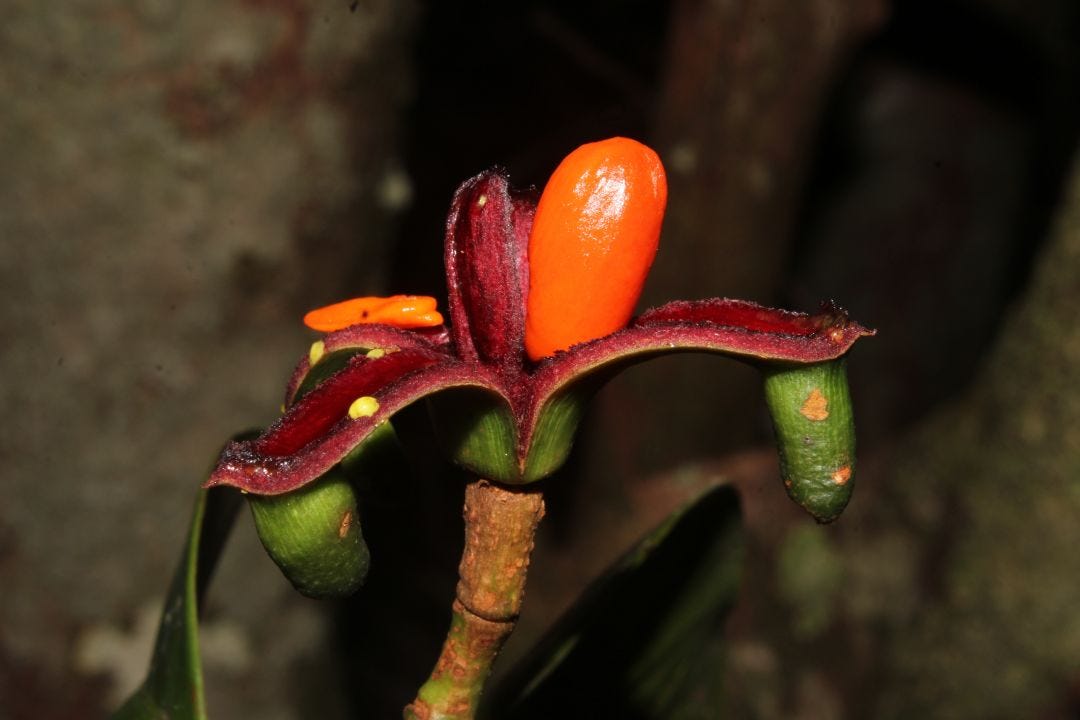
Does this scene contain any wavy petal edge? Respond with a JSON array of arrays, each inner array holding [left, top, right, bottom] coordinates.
[[205, 361, 510, 495], [517, 299, 873, 471]]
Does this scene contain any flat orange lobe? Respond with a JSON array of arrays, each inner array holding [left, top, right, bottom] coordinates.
[[303, 295, 443, 332], [525, 137, 668, 360]]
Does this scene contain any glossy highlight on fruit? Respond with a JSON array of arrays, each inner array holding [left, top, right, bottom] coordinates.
[[525, 137, 668, 361], [304, 295, 443, 332]]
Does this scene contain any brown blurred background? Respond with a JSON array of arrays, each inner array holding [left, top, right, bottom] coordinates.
[[2, 0, 1079, 717]]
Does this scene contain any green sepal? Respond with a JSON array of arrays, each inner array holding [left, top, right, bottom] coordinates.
[[428, 379, 598, 485], [249, 466, 370, 600], [112, 482, 243, 719], [482, 484, 744, 719], [762, 359, 856, 523], [427, 387, 520, 483], [520, 376, 602, 484]]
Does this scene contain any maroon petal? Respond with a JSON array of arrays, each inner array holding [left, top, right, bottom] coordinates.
[[634, 299, 874, 356], [444, 170, 533, 366], [262, 348, 446, 457], [520, 300, 873, 461], [285, 324, 451, 406], [206, 357, 511, 495]]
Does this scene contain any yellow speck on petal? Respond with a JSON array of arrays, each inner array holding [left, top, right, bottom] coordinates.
[[800, 388, 829, 421], [366, 348, 386, 359], [831, 466, 852, 485], [348, 396, 380, 419], [476, 194, 488, 207], [309, 340, 325, 366], [279, 404, 286, 414]]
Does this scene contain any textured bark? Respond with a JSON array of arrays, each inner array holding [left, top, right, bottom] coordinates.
[[651, 0, 886, 302], [405, 480, 544, 720], [0, 1, 416, 715]]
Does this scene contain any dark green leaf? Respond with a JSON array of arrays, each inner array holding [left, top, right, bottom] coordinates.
[[483, 484, 744, 719], [111, 484, 242, 719]]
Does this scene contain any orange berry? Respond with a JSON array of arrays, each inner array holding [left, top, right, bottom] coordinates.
[[524, 137, 667, 360], [303, 295, 443, 332]]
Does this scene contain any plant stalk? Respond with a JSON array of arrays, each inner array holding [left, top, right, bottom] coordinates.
[[404, 478, 545, 720]]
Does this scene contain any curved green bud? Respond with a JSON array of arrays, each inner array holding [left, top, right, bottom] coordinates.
[[762, 359, 856, 523], [249, 468, 369, 599]]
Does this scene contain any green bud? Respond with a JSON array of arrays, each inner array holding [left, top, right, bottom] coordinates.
[[249, 468, 369, 599], [762, 359, 856, 523]]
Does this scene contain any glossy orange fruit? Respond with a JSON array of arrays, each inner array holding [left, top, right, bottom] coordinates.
[[524, 137, 668, 360]]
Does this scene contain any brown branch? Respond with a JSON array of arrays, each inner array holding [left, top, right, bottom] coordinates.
[[404, 479, 545, 720]]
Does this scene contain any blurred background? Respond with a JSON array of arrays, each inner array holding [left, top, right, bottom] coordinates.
[[2, 0, 1079, 717]]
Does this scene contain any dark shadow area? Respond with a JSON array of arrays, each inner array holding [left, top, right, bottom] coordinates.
[[791, 0, 1080, 443], [390, 0, 671, 298]]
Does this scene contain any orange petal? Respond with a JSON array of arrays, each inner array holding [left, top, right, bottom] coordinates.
[[303, 295, 443, 332]]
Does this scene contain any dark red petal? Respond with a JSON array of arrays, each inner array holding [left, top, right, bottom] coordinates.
[[444, 170, 532, 366], [205, 360, 510, 495], [521, 300, 873, 452], [260, 348, 445, 457], [637, 298, 823, 335], [634, 298, 873, 350], [511, 195, 535, 331], [285, 324, 451, 406]]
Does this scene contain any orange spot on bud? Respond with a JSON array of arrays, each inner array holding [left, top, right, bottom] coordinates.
[[525, 137, 668, 360], [303, 295, 443, 332], [338, 510, 352, 539], [831, 466, 852, 485], [800, 388, 829, 421]]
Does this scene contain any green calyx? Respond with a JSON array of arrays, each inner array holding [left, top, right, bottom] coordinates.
[[428, 388, 520, 483], [762, 359, 856, 523], [249, 468, 370, 599], [428, 380, 598, 485], [520, 381, 595, 483]]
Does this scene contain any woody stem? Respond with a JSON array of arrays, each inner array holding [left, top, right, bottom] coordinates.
[[404, 478, 545, 720]]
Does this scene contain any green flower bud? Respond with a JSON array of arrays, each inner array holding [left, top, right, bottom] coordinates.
[[249, 468, 369, 599], [762, 359, 856, 523]]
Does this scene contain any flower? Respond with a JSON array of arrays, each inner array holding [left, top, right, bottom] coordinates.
[[206, 138, 873, 522]]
